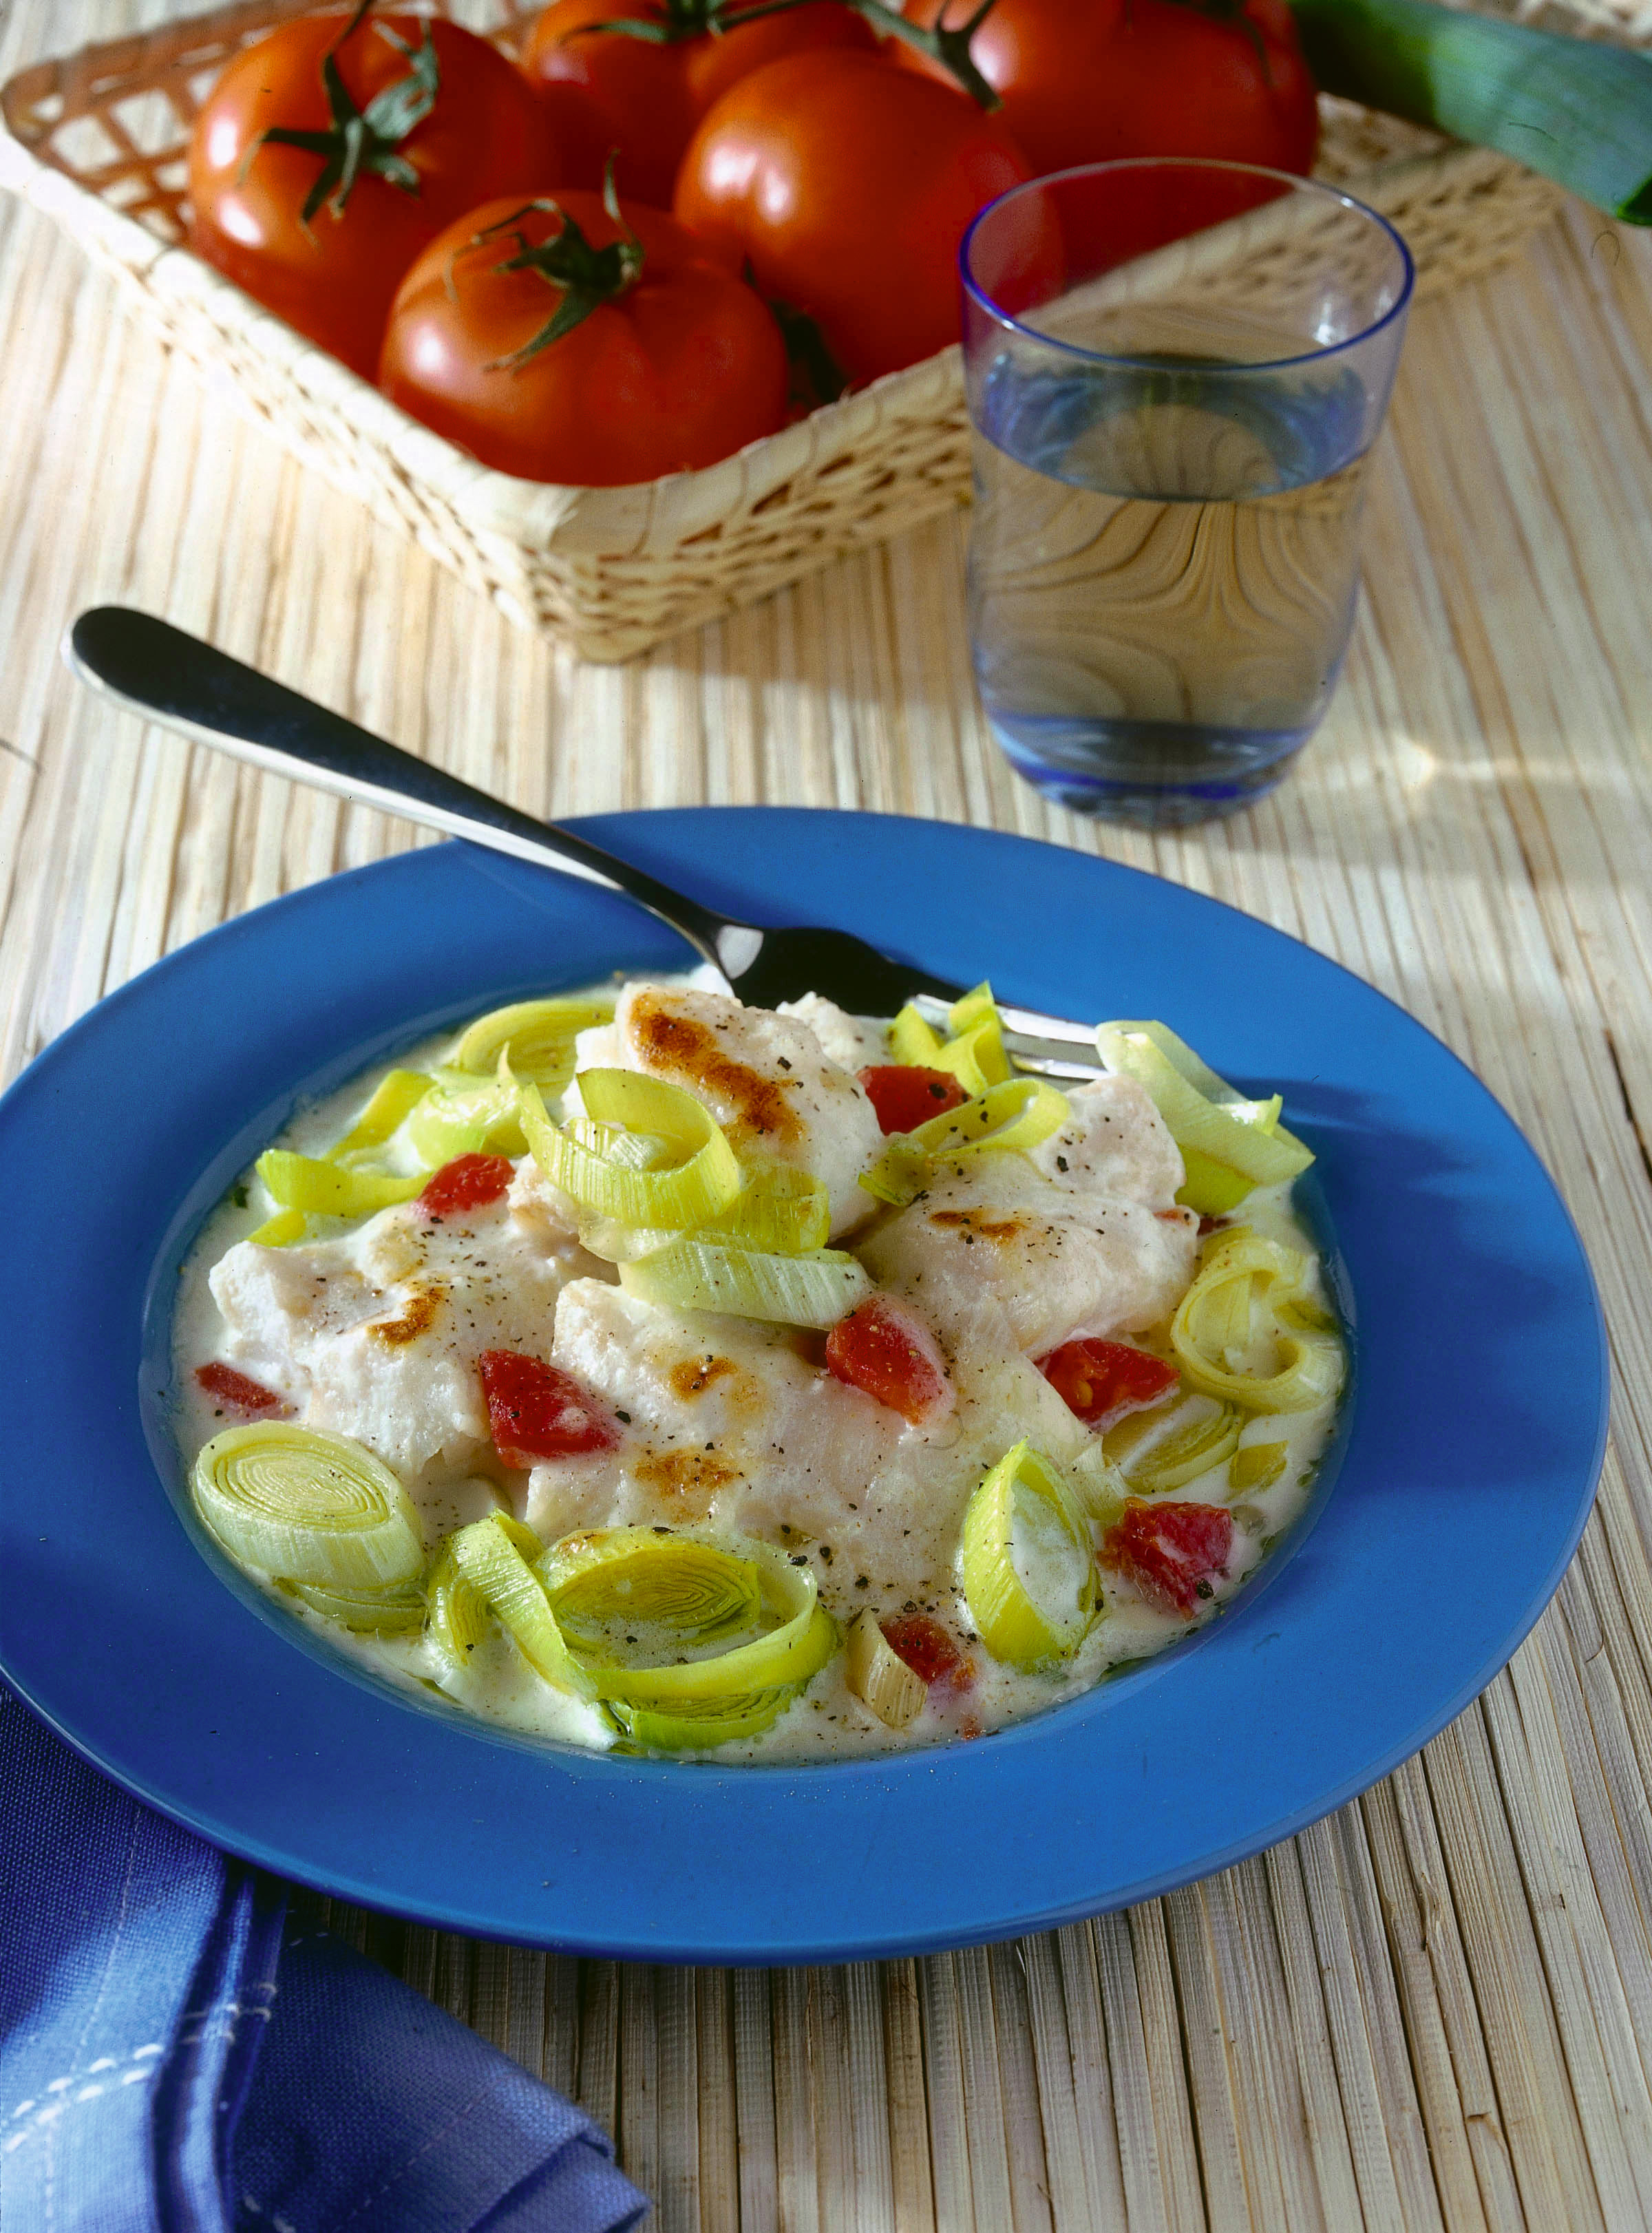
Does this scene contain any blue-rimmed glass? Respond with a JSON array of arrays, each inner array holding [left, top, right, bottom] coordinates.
[[961, 159, 1414, 827]]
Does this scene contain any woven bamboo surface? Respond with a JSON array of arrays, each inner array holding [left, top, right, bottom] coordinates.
[[5, 4, 1652, 2227], [0, 0, 1622, 659]]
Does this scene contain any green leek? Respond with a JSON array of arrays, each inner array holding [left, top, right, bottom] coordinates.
[[403, 1068, 527, 1165], [961, 1441, 1097, 1671], [1172, 1229, 1345, 1413], [539, 1526, 764, 1649], [1096, 1022, 1313, 1216], [328, 1068, 435, 1163], [452, 998, 615, 1094], [860, 1076, 1072, 1205], [889, 982, 1013, 1098], [255, 1148, 425, 1220], [450, 1513, 595, 1696], [520, 1069, 742, 1231], [611, 1689, 799, 1750], [1231, 1439, 1290, 1492], [845, 1608, 926, 1729], [283, 1576, 427, 1634], [191, 1423, 424, 1589], [539, 1531, 836, 1708], [1103, 1392, 1246, 1492], [618, 1236, 872, 1326], [1288, 0, 1652, 225], [706, 1165, 830, 1255]]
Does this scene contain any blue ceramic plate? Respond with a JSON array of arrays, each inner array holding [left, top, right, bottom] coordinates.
[[0, 811, 1606, 1962]]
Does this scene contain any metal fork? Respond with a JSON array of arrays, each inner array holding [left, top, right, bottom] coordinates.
[[65, 608, 1103, 1079]]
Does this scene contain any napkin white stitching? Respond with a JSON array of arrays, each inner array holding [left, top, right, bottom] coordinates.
[[3, 2042, 167, 2151]]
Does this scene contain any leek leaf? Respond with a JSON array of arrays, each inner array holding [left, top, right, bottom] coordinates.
[[845, 1608, 926, 1730], [1096, 1022, 1312, 1214], [961, 1441, 1097, 1671], [1172, 1229, 1346, 1413], [255, 1149, 425, 1219], [451, 1513, 594, 1697], [192, 1422, 424, 1591], [452, 997, 615, 1095], [618, 1236, 872, 1326], [521, 1069, 742, 1231]]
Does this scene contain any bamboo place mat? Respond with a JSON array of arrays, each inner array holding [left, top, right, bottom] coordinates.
[[3, 5, 1652, 2227]]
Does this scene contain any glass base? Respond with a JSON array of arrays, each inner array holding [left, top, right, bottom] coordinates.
[[987, 710, 1313, 829]]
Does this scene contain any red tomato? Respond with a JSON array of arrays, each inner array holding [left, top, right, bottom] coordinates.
[[857, 1064, 968, 1135], [1101, 1499, 1233, 1616], [675, 52, 1034, 385], [195, 1362, 288, 1417], [1038, 1339, 1179, 1429], [825, 1295, 953, 1425], [478, 1350, 622, 1467], [416, 1153, 514, 1220], [899, 0, 1318, 177], [379, 191, 788, 484], [882, 1612, 974, 1691], [187, 8, 555, 379], [520, 0, 876, 207]]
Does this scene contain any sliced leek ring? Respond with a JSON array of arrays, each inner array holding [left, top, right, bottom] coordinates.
[[889, 983, 1011, 1099], [1103, 1393, 1245, 1493], [706, 1165, 831, 1256], [520, 1070, 741, 1232], [192, 1423, 424, 1590], [403, 1068, 527, 1165], [328, 1068, 436, 1163], [860, 1077, 1072, 1204], [611, 1689, 798, 1752], [450, 1513, 594, 1696], [248, 1207, 309, 1248], [845, 1609, 926, 1730], [619, 1235, 872, 1327], [427, 1512, 542, 1668], [255, 1149, 425, 1220], [452, 998, 615, 1096], [1230, 1439, 1289, 1491], [961, 1441, 1097, 1672], [544, 1534, 836, 1708], [538, 1527, 764, 1650], [283, 1576, 427, 1635], [1172, 1229, 1345, 1413], [1096, 1021, 1313, 1216]]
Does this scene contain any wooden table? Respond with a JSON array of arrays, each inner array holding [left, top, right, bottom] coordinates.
[[5, 6, 1652, 2225]]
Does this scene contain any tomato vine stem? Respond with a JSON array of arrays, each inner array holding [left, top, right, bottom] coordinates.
[[471, 165, 646, 369], [252, 0, 442, 226]]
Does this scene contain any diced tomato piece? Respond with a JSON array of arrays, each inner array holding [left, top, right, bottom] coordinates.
[[825, 1295, 954, 1424], [1101, 1500, 1233, 1617], [857, 1064, 968, 1136], [194, 1362, 288, 1417], [1038, 1338, 1179, 1430], [478, 1350, 622, 1468], [417, 1154, 514, 1221], [881, 1612, 973, 1692]]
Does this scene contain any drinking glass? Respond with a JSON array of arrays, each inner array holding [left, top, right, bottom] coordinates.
[[960, 160, 1413, 827]]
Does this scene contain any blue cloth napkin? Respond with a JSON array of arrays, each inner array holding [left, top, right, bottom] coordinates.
[[0, 1684, 648, 2232]]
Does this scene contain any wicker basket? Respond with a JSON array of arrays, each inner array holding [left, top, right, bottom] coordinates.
[[0, 0, 1642, 660]]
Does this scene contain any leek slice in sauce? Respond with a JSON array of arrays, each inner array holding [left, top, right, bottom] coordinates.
[[1103, 1392, 1245, 1492], [860, 1077, 1072, 1205], [520, 1069, 741, 1231], [1096, 1022, 1313, 1216], [404, 1068, 527, 1165], [610, 1690, 799, 1752], [845, 1609, 926, 1730], [191, 1423, 424, 1590], [961, 1441, 1097, 1671], [450, 1513, 594, 1697], [706, 1166, 831, 1256], [282, 1576, 427, 1634], [452, 999, 615, 1097], [1230, 1439, 1290, 1491], [617, 1236, 871, 1326], [540, 1527, 764, 1651], [889, 982, 1012, 1099], [255, 1150, 425, 1220], [328, 1068, 435, 1163], [1172, 1229, 1345, 1413], [538, 1532, 836, 1709]]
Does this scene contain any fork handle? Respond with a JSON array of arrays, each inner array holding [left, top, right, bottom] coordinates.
[[65, 607, 736, 973]]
